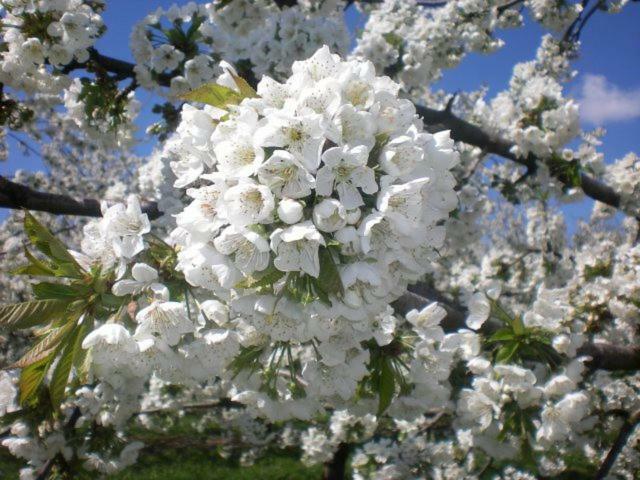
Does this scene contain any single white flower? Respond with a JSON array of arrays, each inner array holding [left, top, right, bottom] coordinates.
[[213, 226, 270, 274], [466, 292, 491, 330], [316, 145, 378, 208], [257, 150, 315, 199], [112, 263, 169, 300], [135, 301, 194, 347], [223, 181, 275, 227], [270, 221, 326, 278]]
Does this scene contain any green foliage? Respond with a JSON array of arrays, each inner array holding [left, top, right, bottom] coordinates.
[[179, 72, 257, 110], [144, 234, 187, 300], [21, 211, 84, 278], [368, 133, 389, 168], [361, 340, 412, 415], [0, 298, 70, 330], [484, 299, 563, 368], [234, 264, 286, 292], [583, 261, 613, 281], [77, 77, 133, 133], [111, 452, 322, 480], [2, 212, 129, 409], [519, 97, 558, 129], [0, 95, 34, 129], [223, 68, 258, 99], [382, 32, 403, 49], [229, 345, 265, 379], [149, 12, 204, 62], [547, 153, 582, 190], [317, 247, 344, 298], [49, 320, 90, 408], [0, 448, 322, 480]]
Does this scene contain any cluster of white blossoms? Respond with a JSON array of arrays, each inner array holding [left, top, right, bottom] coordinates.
[[0, 0, 104, 94], [352, 0, 517, 90], [79, 195, 151, 277], [164, 46, 459, 415], [130, 1, 348, 97], [525, 0, 581, 31], [600, 152, 640, 217], [473, 35, 580, 159]]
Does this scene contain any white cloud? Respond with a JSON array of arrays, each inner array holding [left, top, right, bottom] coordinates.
[[578, 74, 640, 125]]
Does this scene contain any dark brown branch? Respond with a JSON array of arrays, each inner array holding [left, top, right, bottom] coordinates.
[[577, 343, 640, 371], [496, 0, 525, 13], [0, 176, 162, 220], [61, 48, 171, 87], [415, 105, 625, 213], [323, 443, 351, 480], [594, 410, 640, 479], [135, 398, 243, 416]]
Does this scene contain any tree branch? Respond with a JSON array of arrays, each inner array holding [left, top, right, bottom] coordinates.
[[0, 176, 162, 220], [323, 442, 351, 480], [577, 343, 640, 371], [415, 105, 627, 214], [594, 409, 640, 480]]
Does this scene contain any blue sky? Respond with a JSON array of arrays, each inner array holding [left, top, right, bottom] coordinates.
[[2, 1, 639, 227]]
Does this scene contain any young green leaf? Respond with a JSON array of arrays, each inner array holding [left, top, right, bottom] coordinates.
[[32, 282, 86, 300], [224, 68, 258, 99], [19, 353, 55, 406], [23, 212, 83, 278], [179, 82, 242, 109], [486, 328, 516, 344], [377, 357, 396, 415], [12, 248, 57, 277], [0, 299, 70, 331], [49, 321, 89, 408], [495, 342, 519, 363], [318, 247, 344, 297], [10, 322, 75, 369]]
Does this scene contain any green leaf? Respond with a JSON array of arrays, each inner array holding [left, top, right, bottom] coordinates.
[[12, 248, 57, 277], [10, 322, 75, 369], [49, 321, 89, 409], [23, 212, 83, 278], [179, 82, 242, 109], [214, 0, 235, 10], [495, 342, 519, 363], [224, 68, 258, 99], [317, 247, 344, 297], [382, 32, 403, 49], [230, 345, 264, 378], [19, 353, 55, 406], [0, 299, 70, 331], [235, 266, 286, 291], [486, 328, 515, 344], [377, 358, 395, 415], [368, 133, 389, 167], [32, 282, 85, 300], [512, 315, 525, 335]]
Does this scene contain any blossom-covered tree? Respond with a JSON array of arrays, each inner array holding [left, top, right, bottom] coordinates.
[[0, 1, 639, 479]]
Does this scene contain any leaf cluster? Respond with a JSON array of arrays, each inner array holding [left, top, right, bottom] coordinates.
[[1, 212, 127, 410]]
